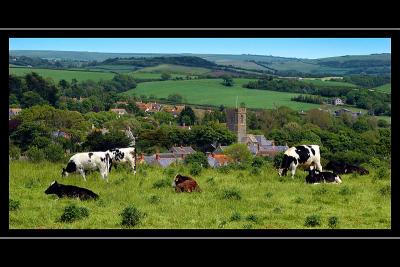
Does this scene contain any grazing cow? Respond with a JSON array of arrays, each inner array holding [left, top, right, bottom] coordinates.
[[45, 181, 99, 200], [107, 147, 136, 175], [62, 152, 112, 181], [325, 161, 369, 175], [278, 145, 322, 178], [305, 166, 342, 184], [172, 174, 201, 193]]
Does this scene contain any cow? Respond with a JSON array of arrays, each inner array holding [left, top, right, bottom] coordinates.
[[61, 151, 112, 181], [325, 161, 369, 175], [107, 147, 136, 174], [305, 166, 342, 184], [172, 174, 201, 193], [278, 145, 322, 178], [45, 181, 99, 200]]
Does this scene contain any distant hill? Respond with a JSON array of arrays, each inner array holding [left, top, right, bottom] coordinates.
[[9, 50, 391, 76]]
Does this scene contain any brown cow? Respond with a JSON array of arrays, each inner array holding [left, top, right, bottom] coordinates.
[[172, 174, 201, 193]]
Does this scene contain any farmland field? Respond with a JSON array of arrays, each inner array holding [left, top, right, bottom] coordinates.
[[9, 161, 391, 229], [372, 83, 391, 94], [136, 64, 211, 75], [123, 79, 321, 110], [301, 79, 357, 88], [9, 67, 115, 82]]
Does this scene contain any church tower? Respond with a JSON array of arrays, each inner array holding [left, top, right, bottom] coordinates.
[[226, 107, 246, 143]]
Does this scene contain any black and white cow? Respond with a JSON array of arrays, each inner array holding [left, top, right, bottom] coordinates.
[[62, 152, 112, 181], [278, 145, 322, 178], [107, 147, 136, 174], [305, 166, 342, 184], [325, 161, 369, 175]]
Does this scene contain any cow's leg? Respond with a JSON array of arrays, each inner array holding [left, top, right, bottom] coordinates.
[[316, 161, 323, 172], [78, 168, 86, 182], [131, 161, 136, 175], [290, 164, 296, 178]]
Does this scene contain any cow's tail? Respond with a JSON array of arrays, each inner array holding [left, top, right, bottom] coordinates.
[[106, 153, 112, 174], [134, 147, 137, 175]]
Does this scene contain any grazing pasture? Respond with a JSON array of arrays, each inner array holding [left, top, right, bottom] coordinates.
[[124, 79, 321, 110], [9, 160, 390, 229], [9, 67, 115, 82]]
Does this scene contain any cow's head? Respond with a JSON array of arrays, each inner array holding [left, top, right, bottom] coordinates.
[[172, 174, 191, 187], [45, 181, 59, 194], [278, 155, 296, 177], [61, 168, 67, 177]]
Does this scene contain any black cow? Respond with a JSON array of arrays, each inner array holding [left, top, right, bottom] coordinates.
[[305, 167, 342, 184], [171, 174, 201, 193], [325, 161, 369, 175], [45, 181, 99, 200]]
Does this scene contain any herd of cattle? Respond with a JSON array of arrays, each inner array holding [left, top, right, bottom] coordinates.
[[45, 144, 369, 200]]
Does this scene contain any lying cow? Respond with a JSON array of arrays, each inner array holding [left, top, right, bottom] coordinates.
[[62, 151, 112, 181], [278, 145, 322, 178], [107, 147, 136, 175], [172, 174, 201, 193], [305, 166, 342, 184], [325, 161, 369, 175], [45, 181, 99, 200]]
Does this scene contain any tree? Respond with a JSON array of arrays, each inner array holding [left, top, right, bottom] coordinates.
[[222, 75, 234, 86], [21, 91, 48, 108], [161, 73, 171, 81], [167, 94, 184, 103], [10, 122, 50, 151], [184, 152, 208, 168], [224, 143, 252, 165], [84, 130, 131, 151], [153, 111, 175, 125], [178, 106, 196, 126]]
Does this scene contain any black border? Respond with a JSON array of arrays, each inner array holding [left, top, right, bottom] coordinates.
[[2, 28, 398, 238]]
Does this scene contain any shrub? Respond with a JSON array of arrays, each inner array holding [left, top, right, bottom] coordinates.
[[152, 179, 170, 189], [59, 204, 89, 223], [184, 152, 208, 168], [379, 185, 391, 197], [230, 211, 242, 221], [26, 146, 46, 162], [149, 195, 161, 204], [189, 163, 202, 176], [9, 199, 20, 211], [43, 143, 65, 162], [251, 156, 265, 168], [243, 224, 253, 229], [217, 165, 231, 174], [246, 214, 259, 223], [221, 188, 242, 200], [265, 192, 274, 198], [206, 177, 215, 185], [273, 207, 282, 214], [120, 205, 144, 227], [274, 152, 285, 168], [304, 214, 321, 227], [294, 197, 303, 204], [249, 167, 261, 176], [9, 144, 21, 160], [328, 216, 339, 229], [314, 187, 328, 195]]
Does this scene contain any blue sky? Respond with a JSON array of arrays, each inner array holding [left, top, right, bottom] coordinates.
[[9, 38, 391, 59]]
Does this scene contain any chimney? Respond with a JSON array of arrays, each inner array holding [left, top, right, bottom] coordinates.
[[211, 153, 215, 158], [140, 153, 144, 160], [155, 153, 160, 160], [257, 143, 260, 152]]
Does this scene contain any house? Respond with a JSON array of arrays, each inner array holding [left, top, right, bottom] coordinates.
[[9, 108, 22, 120], [141, 153, 182, 168], [110, 108, 128, 116], [135, 101, 162, 113], [213, 144, 228, 155], [51, 130, 71, 139], [163, 105, 185, 117], [331, 97, 344, 106], [116, 101, 128, 106], [335, 108, 362, 118], [170, 146, 196, 158], [207, 153, 233, 168], [244, 134, 288, 157]]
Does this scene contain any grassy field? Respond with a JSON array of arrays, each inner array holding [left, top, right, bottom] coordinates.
[[372, 83, 391, 94], [9, 160, 391, 229], [123, 79, 321, 110], [301, 79, 357, 88], [136, 64, 211, 75], [9, 67, 115, 82]]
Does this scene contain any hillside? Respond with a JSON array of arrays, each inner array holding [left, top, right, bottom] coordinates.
[[9, 50, 391, 76]]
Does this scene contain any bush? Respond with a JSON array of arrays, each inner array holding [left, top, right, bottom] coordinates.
[[379, 184, 391, 197], [149, 195, 161, 204], [251, 156, 265, 168], [43, 143, 65, 162], [339, 186, 353, 196], [152, 179, 170, 189], [9, 144, 21, 160], [9, 199, 20, 211], [221, 188, 242, 200], [304, 215, 321, 227], [374, 167, 390, 180], [249, 167, 261, 176], [246, 214, 259, 223], [230, 211, 242, 221], [120, 205, 144, 227], [26, 146, 46, 162], [189, 163, 202, 176], [59, 204, 89, 223], [328, 216, 339, 229], [274, 152, 285, 168], [184, 152, 208, 168]]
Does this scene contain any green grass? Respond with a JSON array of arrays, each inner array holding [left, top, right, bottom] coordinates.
[[9, 161, 390, 229], [123, 79, 321, 110], [301, 79, 357, 88], [9, 67, 115, 82], [372, 83, 391, 94]]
